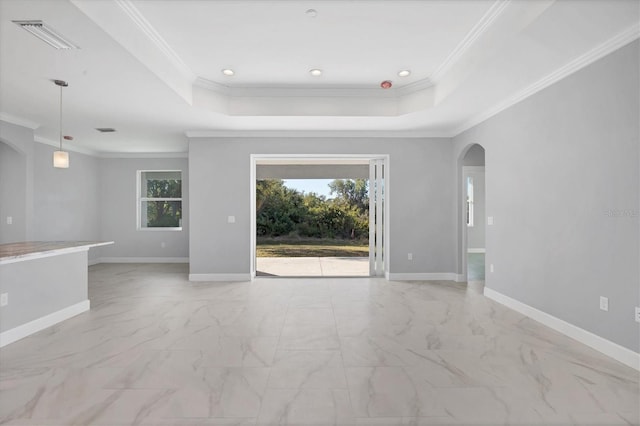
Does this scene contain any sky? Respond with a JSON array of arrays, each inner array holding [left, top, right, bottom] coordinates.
[[283, 179, 334, 198]]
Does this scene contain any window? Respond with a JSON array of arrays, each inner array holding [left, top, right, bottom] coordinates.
[[138, 170, 182, 230], [466, 176, 474, 227]]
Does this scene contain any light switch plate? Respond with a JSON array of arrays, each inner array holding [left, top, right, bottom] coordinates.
[[599, 296, 609, 311], [0, 293, 7, 307], [6, 216, 12, 225], [227, 216, 235, 224], [635, 307, 640, 323], [487, 216, 494, 225]]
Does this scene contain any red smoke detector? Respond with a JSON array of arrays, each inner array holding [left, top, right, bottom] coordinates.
[[380, 80, 392, 89]]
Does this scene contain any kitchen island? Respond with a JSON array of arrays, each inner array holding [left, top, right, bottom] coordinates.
[[0, 241, 113, 347]]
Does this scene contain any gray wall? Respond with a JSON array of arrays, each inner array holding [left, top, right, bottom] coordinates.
[[0, 124, 189, 261], [0, 122, 102, 257], [98, 157, 189, 259], [33, 144, 101, 249], [0, 142, 27, 243], [454, 41, 639, 352], [189, 138, 455, 276], [0, 121, 35, 241]]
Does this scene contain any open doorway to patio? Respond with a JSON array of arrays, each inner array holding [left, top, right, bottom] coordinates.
[[250, 156, 387, 278]]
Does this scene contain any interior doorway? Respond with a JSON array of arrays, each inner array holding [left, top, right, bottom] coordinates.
[[250, 155, 388, 278], [461, 145, 485, 282]]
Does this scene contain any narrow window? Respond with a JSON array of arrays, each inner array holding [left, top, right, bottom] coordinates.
[[466, 176, 474, 227], [138, 170, 182, 230]]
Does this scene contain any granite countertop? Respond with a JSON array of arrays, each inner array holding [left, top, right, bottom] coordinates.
[[0, 241, 113, 263]]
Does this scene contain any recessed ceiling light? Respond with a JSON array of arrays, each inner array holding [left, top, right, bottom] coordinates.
[[309, 69, 323, 77], [398, 70, 411, 77], [222, 69, 235, 76], [305, 9, 317, 17]]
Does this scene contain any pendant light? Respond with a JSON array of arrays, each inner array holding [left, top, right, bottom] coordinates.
[[53, 79, 69, 168]]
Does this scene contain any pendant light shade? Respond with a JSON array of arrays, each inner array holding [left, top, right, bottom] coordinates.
[[53, 79, 70, 169], [53, 150, 69, 168]]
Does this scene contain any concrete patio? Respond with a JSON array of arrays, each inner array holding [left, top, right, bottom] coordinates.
[[257, 256, 369, 277]]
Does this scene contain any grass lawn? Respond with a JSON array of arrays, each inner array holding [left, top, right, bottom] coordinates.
[[257, 238, 368, 257]]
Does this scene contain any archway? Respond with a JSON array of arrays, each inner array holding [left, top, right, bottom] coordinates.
[[457, 143, 486, 283]]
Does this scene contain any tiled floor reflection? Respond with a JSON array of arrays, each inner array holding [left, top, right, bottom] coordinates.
[[1, 263, 637, 425]]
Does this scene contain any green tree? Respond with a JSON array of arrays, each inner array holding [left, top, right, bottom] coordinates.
[[256, 180, 305, 236], [328, 179, 369, 214], [146, 179, 181, 227], [256, 179, 369, 240]]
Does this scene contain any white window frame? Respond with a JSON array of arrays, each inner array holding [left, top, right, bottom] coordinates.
[[137, 170, 183, 231], [466, 175, 474, 227]]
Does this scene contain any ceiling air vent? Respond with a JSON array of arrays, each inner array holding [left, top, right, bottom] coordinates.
[[13, 20, 79, 50], [96, 128, 116, 133]]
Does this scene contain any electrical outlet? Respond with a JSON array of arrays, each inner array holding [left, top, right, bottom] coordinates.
[[599, 296, 609, 312], [635, 307, 640, 323], [0, 293, 8, 307], [407, 253, 413, 261], [490, 264, 494, 273]]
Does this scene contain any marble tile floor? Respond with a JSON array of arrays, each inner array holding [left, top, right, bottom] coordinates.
[[1, 263, 638, 426]]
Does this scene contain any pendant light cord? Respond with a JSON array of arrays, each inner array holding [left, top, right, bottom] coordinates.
[[59, 84, 63, 151]]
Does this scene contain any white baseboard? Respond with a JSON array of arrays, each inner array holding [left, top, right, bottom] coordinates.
[[189, 273, 251, 282], [484, 287, 640, 371], [0, 300, 90, 348], [467, 248, 486, 253], [387, 273, 458, 281], [95, 257, 189, 264]]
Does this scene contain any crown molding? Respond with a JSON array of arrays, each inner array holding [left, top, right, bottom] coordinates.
[[194, 77, 232, 95], [453, 22, 640, 137], [430, 0, 510, 83], [34, 135, 100, 156], [115, 0, 195, 81], [395, 78, 434, 96], [185, 129, 452, 139], [0, 113, 40, 130]]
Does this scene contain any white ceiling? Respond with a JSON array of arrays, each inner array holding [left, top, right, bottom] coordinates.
[[0, 0, 638, 154]]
